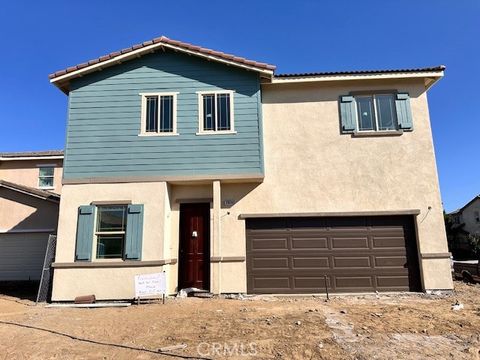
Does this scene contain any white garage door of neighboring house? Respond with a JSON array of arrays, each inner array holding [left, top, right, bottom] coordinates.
[[0, 232, 49, 281]]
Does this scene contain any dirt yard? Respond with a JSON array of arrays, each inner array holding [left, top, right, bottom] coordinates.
[[0, 282, 479, 360]]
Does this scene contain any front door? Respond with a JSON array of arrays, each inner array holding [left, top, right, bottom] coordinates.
[[178, 203, 210, 291]]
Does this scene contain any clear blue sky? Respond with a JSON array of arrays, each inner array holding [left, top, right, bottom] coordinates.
[[0, 1, 478, 212]]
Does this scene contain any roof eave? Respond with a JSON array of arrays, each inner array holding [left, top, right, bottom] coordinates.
[[268, 70, 445, 86]]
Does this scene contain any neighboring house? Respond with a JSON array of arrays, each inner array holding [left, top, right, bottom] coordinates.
[[49, 36, 452, 301], [448, 195, 480, 258], [450, 195, 480, 235], [0, 151, 63, 281]]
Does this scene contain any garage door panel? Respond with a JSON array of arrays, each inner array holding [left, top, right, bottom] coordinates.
[[252, 257, 289, 270], [294, 276, 329, 289], [249, 237, 288, 250], [291, 236, 328, 249], [331, 237, 369, 249], [292, 257, 330, 269], [246, 215, 421, 293], [333, 256, 371, 268], [375, 256, 407, 267], [252, 276, 290, 290], [373, 236, 407, 248], [376, 275, 409, 288]]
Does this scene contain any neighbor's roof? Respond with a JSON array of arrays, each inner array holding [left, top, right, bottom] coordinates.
[[0, 150, 64, 161], [274, 65, 446, 78], [450, 195, 480, 215], [49, 36, 276, 90], [0, 180, 60, 202]]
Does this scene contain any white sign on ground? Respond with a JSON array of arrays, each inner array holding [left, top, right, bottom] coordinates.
[[134, 272, 166, 298]]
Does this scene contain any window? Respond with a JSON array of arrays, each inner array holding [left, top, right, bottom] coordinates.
[[197, 91, 235, 134], [95, 205, 127, 259], [140, 93, 178, 135], [355, 94, 397, 132], [38, 166, 54, 189], [474, 211, 480, 223]]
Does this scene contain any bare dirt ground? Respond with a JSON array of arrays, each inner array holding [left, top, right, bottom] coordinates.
[[0, 282, 479, 360]]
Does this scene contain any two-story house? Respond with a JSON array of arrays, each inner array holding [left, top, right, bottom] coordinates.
[[448, 195, 480, 258], [49, 36, 452, 301], [0, 150, 63, 281]]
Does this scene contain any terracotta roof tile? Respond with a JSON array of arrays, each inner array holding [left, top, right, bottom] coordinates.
[[275, 66, 446, 78], [0, 150, 64, 158], [49, 35, 276, 80]]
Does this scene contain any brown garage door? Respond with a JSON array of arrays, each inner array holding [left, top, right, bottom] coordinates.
[[246, 216, 421, 293]]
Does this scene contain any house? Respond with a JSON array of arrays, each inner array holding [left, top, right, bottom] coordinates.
[[49, 36, 453, 300], [0, 150, 63, 281], [448, 195, 480, 258], [450, 195, 480, 235]]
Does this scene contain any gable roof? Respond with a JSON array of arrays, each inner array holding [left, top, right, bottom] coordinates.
[[0, 180, 60, 203], [0, 150, 64, 161], [450, 195, 480, 215], [49, 36, 276, 93]]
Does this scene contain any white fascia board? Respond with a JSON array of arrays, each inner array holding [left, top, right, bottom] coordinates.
[[269, 71, 444, 85]]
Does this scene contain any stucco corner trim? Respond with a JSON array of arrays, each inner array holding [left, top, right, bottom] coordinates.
[[238, 210, 421, 219], [52, 259, 178, 269], [421, 252, 452, 260]]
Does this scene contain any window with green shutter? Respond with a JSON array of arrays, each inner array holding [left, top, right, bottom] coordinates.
[[339, 93, 413, 133], [74, 203, 144, 261]]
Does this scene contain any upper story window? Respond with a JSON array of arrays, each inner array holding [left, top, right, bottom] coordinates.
[[95, 205, 127, 259], [474, 211, 480, 223], [38, 166, 54, 189], [197, 91, 235, 134], [355, 94, 397, 132], [339, 92, 413, 134], [140, 93, 178, 136]]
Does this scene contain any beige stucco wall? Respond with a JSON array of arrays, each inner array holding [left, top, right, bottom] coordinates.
[[218, 78, 451, 291], [0, 159, 63, 194], [0, 188, 59, 231], [460, 198, 480, 235], [52, 77, 452, 300]]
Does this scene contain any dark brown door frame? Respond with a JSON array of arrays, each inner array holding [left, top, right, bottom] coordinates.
[[178, 202, 211, 291]]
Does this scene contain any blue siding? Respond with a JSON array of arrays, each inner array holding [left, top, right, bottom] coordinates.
[[64, 50, 263, 180]]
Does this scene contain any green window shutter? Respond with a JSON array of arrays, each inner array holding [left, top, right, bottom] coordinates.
[[395, 93, 413, 130], [125, 204, 144, 260], [339, 95, 357, 133], [75, 205, 95, 261]]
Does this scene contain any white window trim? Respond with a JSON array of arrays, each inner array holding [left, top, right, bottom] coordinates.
[[92, 206, 127, 262], [139, 92, 179, 136], [196, 90, 236, 135], [354, 94, 398, 133], [37, 165, 55, 190]]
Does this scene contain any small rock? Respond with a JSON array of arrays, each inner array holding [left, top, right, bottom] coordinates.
[[295, 321, 302, 326], [422, 329, 427, 334], [362, 326, 368, 330], [340, 309, 347, 314]]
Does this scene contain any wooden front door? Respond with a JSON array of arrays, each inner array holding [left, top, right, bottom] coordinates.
[[178, 203, 210, 290]]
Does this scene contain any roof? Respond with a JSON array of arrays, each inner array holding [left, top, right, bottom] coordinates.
[[274, 65, 446, 78], [0, 150, 63, 160], [48, 35, 445, 93], [49, 36, 276, 91], [450, 195, 480, 215], [0, 180, 60, 203]]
